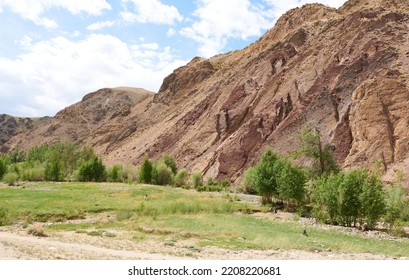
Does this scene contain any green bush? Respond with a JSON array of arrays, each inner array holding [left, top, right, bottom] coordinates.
[[385, 186, 405, 228], [243, 166, 258, 194], [123, 164, 139, 183], [21, 166, 45, 181], [174, 168, 188, 187], [0, 207, 10, 226], [108, 164, 123, 182], [155, 162, 174, 186], [191, 172, 203, 189], [160, 155, 177, 174], [3, 172, 18, 186]]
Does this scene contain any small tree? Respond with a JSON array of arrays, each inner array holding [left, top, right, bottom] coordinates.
[[191, 172, 203, 189], [139, 158, 153, 184], [276, 159, 307, 206], [0, 156, 8, 180], [384, 186, 405, 229], [254, 149, 280, 204], [174, 168, 188, 187], [109, 164, 123, 182], [78, 157, 106, 182], [297, 126, 339, 177], [243, 166, 258, 194], [339, 169, 366, 227], [45, 157, 64, 181], [360, 174, 386, 229]]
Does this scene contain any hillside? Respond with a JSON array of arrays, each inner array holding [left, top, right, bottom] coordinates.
[[0, 114, 50, 151], [5, 0, 409, 185]]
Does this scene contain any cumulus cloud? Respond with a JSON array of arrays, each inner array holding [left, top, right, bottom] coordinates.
[[0, 0, 111, 28], [87, 20, 117, 31], [182, 0, 347, 57], [180, 0, 272, 57], [0, 34, 186, 117], [121, 0, 183, 25]]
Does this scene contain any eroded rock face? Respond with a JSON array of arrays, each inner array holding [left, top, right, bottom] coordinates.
[[5, 0, 409, 186]]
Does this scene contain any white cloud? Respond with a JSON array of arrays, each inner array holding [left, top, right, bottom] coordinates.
[[87, 20, 117, 31], [121, 0, 183, 25], [180, 0, 272, 57], [262, 0, 346, 18], [0, 0, 111, 28], [167, 28, 176, 37], [182, 0, 347, 57], [0, 34, 186, 117]]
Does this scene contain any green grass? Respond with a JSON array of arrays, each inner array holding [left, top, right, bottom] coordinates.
[[1, 182, 408, 258]]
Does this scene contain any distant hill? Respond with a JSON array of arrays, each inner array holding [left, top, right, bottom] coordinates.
[[0, 114, 50, 152], [5, 0, 409, 186]]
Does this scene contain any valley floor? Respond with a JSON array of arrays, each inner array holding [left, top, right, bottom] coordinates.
[[0, 223, 403, 260]]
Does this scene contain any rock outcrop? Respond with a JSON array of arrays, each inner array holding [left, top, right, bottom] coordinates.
[[5, 0, 409, 186]]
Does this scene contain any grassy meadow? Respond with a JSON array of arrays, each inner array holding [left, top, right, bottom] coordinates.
[[0, 182, 408, 258]]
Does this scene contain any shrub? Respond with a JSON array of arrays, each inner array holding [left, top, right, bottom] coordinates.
[[243, 166, 258, 194], [174, 168, 188, 187], [108, 164, 123, 182], [0, 207, 10, 226], [160, 155, 177, 174], [123, 164, 139, 183], [191, 172, 203, 189], [22, 166, 45, 181], [155, 162, 174, 186], [3, 172, 18, 186], [139, 158, 153, 184]]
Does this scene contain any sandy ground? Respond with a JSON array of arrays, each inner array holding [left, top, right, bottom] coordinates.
[[0, 223, 403, 260]]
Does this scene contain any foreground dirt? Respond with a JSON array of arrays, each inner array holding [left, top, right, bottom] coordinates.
[[0, 224, 402, 260]]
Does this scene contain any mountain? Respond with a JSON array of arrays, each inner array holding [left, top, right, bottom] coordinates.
[[0, 114, 50, 152], [5, 0, 409, 185]]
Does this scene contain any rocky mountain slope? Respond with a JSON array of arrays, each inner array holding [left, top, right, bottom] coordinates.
[[5, 0, 409, 185], [0, 115, 49, 151]]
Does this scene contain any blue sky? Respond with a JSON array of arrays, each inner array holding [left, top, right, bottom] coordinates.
[[0, 0, 346, 117]]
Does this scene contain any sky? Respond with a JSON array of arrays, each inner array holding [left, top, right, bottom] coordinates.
[[0, 0, 347, 117]]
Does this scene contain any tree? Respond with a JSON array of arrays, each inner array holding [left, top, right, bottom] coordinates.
[[254, 149, 280, 204], [338, 169, 366, 227], [139, 158, 153, 184], [276, 159, 307, 206], [297, 126, 339, 177], [45, 156, 64, 181], [79, 157, 106, 182], [0, 156, 8, 180], [109, 164, 123, 182], [360, 174, 386, 229]]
